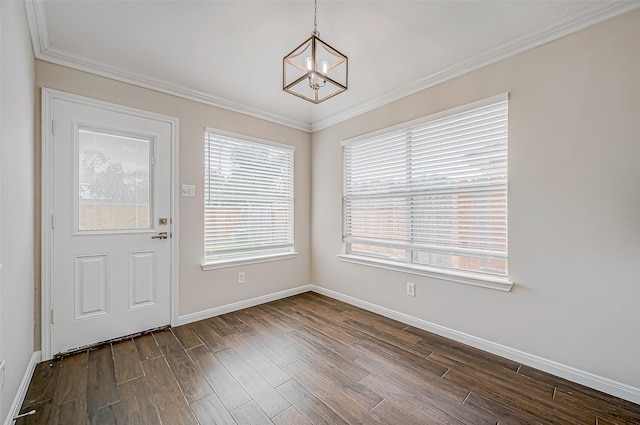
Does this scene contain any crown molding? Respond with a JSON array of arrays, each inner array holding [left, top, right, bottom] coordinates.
[[311, 0, 640, 132], [24, 0, 312, 133], [25, 0, 640, 134]]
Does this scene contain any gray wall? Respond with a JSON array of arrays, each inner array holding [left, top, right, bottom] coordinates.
[[35, 60, 311, 324], [311, 9, 640, 392], [1, 1, 35, 420]]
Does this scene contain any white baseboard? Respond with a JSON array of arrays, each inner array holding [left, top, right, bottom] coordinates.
[[310, 286, 640, 405], [171, 283, 640, 405], [174, 284, 313, 326], [3, 351, 41, 425]]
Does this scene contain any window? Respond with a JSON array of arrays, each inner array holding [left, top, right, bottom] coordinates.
[[341, 94, 511, 290], [203, 130, 295, 268], [77, 127, 152, 232]]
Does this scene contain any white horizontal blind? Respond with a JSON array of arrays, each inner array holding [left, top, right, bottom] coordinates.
[[204, 131, 294, 263], [343, 97, 508, 276]]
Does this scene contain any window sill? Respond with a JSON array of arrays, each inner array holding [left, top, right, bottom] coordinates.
[[337, 254, 514, 292], [202, 252, 298, 271]]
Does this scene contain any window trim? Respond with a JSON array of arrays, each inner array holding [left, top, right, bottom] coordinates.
[[337, 253, 513, 291], [341, 93, 513, 291], [202, 252, 298, 270], [202, 128, 296, 269]]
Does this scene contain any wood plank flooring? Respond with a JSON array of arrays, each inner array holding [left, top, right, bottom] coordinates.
[[17, 292, 640, 424]]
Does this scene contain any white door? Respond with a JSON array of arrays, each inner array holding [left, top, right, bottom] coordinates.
[[47, 93, 174, 355]]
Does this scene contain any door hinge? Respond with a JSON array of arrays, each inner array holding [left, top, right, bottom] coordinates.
[[50, 309, 54, 324], [151, 156, 155, 166], [51, 213, 56, 229], [51, 120, 55, 135]]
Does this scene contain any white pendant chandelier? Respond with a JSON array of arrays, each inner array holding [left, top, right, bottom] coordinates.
[[283, 0, 348, 104]]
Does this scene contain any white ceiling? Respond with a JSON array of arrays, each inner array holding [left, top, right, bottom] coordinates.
[[25, 0, 639, 132]]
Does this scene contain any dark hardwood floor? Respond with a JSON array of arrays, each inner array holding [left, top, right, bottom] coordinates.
[[17, 292, 640, 424]]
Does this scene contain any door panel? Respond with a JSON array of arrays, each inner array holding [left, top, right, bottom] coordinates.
[[50, 95, 172, 355], [128, 250, 157, 309], [74, 254, 110, 320]]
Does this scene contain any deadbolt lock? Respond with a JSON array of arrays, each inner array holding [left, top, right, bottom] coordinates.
[[159, 218, 168, 225]]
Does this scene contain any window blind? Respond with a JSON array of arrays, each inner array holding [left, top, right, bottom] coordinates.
[[204, 131, 294, 264], [343, 96, 508, 277]]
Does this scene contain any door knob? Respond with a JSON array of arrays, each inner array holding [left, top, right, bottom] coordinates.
[[151, 232, 168, 240]]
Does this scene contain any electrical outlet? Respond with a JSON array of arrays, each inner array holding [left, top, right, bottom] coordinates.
[[406, 282, 416, 297], [0, 360, 6, 390], [237, 272, 245, 284]]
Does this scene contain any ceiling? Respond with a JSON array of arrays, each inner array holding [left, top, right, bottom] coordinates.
[[25, 1, 639, 132]]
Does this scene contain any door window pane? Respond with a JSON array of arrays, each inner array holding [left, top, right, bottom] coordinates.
[[78, 128, 152, 231]]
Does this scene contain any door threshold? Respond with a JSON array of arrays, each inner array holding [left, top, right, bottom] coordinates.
[[53, 325, 170, 359]]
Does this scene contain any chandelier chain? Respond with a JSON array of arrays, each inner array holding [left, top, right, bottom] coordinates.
[[313, 0, 318, 34]]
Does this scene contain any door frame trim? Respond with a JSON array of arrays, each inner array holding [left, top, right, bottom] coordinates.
[[41, 88, 180, 360]]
